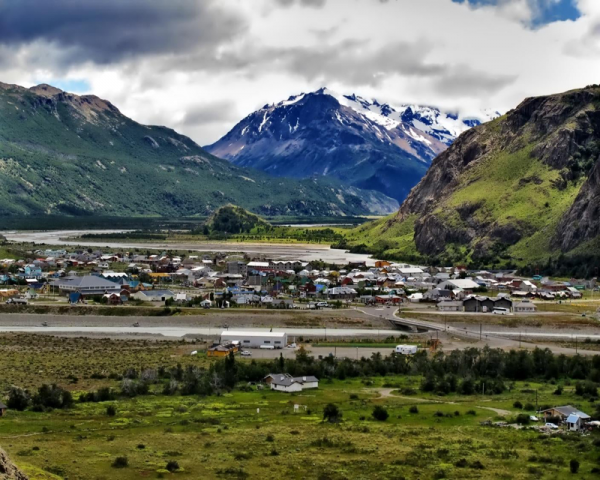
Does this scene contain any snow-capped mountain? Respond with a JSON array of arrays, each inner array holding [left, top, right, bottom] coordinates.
[[205, 88, 499, 202]]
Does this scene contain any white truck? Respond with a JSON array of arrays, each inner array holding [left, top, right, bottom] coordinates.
[[395, 345, 418, 355]]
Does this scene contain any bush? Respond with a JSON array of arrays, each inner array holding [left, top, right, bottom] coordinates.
[[323, 403, 342, 423], [515, 414, 530, 425], [7, 386, 30, 411], [466, 410, 477, 416], [513, 401, 523, 409], [409, 406, 419, 414], [570, 459, 579, 474], [433, 411, 445, 418], [553, 385, 563, 395], [265, 434, 274, 442], [372, 406, 389, 421], [166, 460, 180, 472], [523, 403, 535, 411], [33, 384, 73, 410], [106, 405, 116, 417], [111, 456, 128, 468]]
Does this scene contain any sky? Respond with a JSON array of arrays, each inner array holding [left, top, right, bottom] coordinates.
[[0, 0, 599, 145]]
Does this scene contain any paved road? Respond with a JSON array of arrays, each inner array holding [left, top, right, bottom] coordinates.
[[356, 307, 599, 356]]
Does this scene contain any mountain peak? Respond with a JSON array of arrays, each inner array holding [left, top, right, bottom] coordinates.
[[30, 84, 64, 97]]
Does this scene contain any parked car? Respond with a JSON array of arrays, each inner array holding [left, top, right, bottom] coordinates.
[[5, 298, 27, 305], [545, 422, 559, 430], [493, 307, 510, 315], [316, 302, 329, 308], [240, 351, 252, 357]]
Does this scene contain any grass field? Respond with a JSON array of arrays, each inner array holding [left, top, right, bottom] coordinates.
[[0, 335, 598, 479]]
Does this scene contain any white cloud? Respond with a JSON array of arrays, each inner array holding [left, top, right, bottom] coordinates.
[[2, 0, 599, 145]]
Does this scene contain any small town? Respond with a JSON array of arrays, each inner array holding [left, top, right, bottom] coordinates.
[[1, 1, 600, 478]]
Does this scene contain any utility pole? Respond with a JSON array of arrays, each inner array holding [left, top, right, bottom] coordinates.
[[479, 323, 482, 341], [575, 335, 578, 354], [519, 332, 521, 348]]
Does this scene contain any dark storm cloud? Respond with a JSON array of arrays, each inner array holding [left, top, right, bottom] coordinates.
[[274, 40, 446, 86], [0, 0, 246, 65]]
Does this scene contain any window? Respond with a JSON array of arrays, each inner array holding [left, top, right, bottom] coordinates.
[[264, 341, 271, 344], [275, 341, 281, 344], [243, 340, 250, 343]]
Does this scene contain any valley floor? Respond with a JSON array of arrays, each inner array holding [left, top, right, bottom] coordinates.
[[0, 334, 598, 480]]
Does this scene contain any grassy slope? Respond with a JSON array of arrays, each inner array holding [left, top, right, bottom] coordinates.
[[344, 125, 586, 265]]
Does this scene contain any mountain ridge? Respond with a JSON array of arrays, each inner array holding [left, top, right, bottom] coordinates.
[[0, 81, 397, 218], [205, 88, 498, 202]]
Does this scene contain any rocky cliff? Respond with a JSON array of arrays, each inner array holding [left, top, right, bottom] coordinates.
[[0, 448, 28, 480], [351, 85, 600, 264]]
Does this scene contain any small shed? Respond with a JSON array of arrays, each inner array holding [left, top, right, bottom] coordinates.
[[0, 401, 7, 417]]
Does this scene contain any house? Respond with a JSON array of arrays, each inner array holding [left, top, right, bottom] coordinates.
[[132, 290, 175, 302], [513, 300, 537, 313], [541, 405, 591, 429], [375, 294, 402, 304], [51, 275, 121, 295], [264, 373, 319, 392], [0, 401, 6, 417], [326, 287, 357, 300], [102, 293, 122, 305], [438, 279, 480, 293], [437, 300, 463, 312], [271, 299, 294, 309]]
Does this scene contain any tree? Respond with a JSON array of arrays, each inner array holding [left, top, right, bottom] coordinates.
[[7, 386, 30, 411], [323, 403, 342, 423], [372, 405, 389, 421]]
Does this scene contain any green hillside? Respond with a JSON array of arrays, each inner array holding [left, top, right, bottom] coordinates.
[[205, 204, 271, 234], [346, 86, 600, 271], [0, 82, 396, 218]]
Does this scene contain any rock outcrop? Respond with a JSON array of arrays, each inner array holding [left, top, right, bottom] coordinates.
[[364, 84, 600, 262], [0, 448, 28, 480]]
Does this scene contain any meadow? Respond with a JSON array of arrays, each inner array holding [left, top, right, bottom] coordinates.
[[0, 335, 598, 479]]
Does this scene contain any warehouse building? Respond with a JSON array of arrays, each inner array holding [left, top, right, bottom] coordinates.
[[220, 330, 287, 349]]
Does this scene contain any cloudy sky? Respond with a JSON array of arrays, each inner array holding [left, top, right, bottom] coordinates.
[[0, 0, 598, 144]]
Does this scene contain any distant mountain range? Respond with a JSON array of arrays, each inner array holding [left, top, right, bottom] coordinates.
[[206, 88, 498, 202], [345, 85, 600, 267], [0, 82, 398, 218]]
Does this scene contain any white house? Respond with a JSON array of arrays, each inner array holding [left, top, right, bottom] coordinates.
[[132, 290, 174, 302], [513, 300, 537, 313], [264, 373, 319, 392]]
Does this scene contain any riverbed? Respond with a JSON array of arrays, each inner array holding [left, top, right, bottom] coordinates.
[[2, 229, 380, 264]]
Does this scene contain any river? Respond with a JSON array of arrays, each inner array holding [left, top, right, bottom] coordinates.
[[2, 229, 381, 265]]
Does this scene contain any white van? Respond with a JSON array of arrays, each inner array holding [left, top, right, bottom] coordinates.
[[492, 307, 510, 315], [395, 345, 418, 355]]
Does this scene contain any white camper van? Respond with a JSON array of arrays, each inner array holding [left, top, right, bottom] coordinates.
[[395, 345, 418, 355]]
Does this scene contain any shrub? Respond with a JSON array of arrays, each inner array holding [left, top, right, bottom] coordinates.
[[137, 444, 145, 450], [349, 394, 359, 400], [7, 386, 30, 411], [570, 459, 579, 474], [471, 460, 485, 470], [433, 411, 445, 417], [111, 456, 128, 468], [372, 406, 389, 422], [454, 458, 468, 468], [33, 384, 73, 410], [515, 414, 530, 425], [323, 403, 342, 423], [523, 403, 535, 411], [409, 406, 419, 414], [265, 434, 274, 442], [106, 405, 116, 417], [513, 401, 523, 409], [166, 460, 180, 472], [466, 410, 477, 416]]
